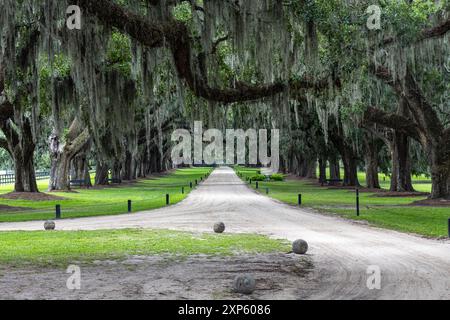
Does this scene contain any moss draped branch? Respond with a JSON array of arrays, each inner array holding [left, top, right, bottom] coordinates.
[[363, 107, 421, 142], [382, 18, 450, 46], [76, 0, 334, 104]]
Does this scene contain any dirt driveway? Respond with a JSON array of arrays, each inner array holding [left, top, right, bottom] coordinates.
[[0, 167, 449, 299]]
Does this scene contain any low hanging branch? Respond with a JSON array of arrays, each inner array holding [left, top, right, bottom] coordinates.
[[382, 18, 450, 46], [363, 107, 421, 142], [371, 65, 445, 141], [0, 26, 40, 121], [211, 34, 229, 55], [76, 0, 334, 104]]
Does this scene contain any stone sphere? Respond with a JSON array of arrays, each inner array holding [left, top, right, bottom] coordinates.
[[292, 239, 308, 254], [213, 222, 225, 233], [44, 220, 56, 230], [233, 275, 256, 294]]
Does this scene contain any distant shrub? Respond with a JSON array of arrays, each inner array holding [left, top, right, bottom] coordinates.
[[250, 174, 266, 181], [270, 174, 284, 181]]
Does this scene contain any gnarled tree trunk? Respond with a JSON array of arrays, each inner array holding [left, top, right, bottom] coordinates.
[[71, 142, 92, 187], [329, 155, 341, 180], [49, 118, 91, 191], [95, 160, 109, 185], [0, 116, 38, 193], [364, 133, 380, 189], [318, 157, 327, 183], [330, 129, 360, 187]]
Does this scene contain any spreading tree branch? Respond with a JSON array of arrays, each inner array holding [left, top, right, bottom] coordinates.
[[371, 64, 444, 144], [211, 34, 229, 55], [363, 107, 421, 142], [382, 18, 450, 46], [76, 0, 335, 104]]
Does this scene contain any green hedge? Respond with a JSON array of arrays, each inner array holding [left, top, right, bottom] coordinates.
[[250, 174, 266, 181], [270, 174, 284, 181]]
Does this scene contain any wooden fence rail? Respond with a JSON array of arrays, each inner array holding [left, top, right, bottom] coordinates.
[[0, 171, 50, 185]]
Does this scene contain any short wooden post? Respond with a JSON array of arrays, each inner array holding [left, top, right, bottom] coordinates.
[[55, 205, 61, 219], [128, 200, 132, 213], [356, 188, 360, 217], [448, 218, 450, 238]]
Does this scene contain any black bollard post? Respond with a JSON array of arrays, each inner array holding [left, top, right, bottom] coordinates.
[[55, 204, 61, 219], [266, 188, 269, 194], [128, 200, 132, 213], [195, 179, 198, 185], [166, 194, 170, 205], [356, 188, 360, 217], [190, 182, 193, 189], [448, 218, 450, 238], [298, 194, 302, 206], [182, 187, 184, 194], [249, 179, 252, 185], [256, 181, 259, 189]]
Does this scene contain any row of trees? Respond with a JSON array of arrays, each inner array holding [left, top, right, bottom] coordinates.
[[0, 0, 449, 198]]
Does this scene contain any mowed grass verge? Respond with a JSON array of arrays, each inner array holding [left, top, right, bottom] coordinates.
[[0, 167, 212, 223], [0, 229, 290, 266], [235, 167, 450, 238]]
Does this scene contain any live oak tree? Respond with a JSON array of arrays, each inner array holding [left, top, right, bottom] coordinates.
[[0, 0, 448, 199], [0, 9, 41, 193]]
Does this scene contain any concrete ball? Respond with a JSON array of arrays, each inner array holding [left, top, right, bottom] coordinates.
[[213, 222, 225, 233], [292, 239, 308, 254], [233, 274, 256, 294], [44, 220, 56, 230]]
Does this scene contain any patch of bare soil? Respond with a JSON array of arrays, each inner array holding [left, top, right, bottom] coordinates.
[[373, 191, 429, 198], [143, 169, 177, 180], [0, 253, 315, 300], [0, 204, 29, 212], [411, 198, 450, 207], [0, 192, 67, 201], [88, 180, 137, 190], [285, 175, 314, 182]]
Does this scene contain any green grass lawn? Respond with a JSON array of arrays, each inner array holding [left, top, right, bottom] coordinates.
[[235, 166, 449, 238], [0, 167, 212, 223], [0, 229, 290, 266]]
